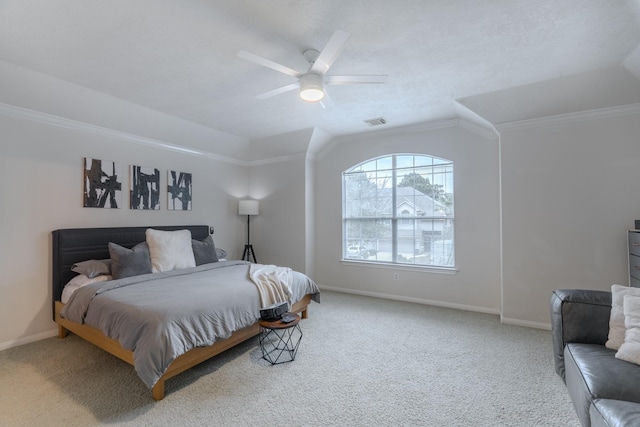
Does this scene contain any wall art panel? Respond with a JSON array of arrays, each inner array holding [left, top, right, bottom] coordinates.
[[130, 165, 160, 210], [83, 157, 123, 208], [167, 170, 192, 211]]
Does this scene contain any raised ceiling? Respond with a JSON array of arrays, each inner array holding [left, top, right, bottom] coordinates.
[[1, 0, 639, 141]]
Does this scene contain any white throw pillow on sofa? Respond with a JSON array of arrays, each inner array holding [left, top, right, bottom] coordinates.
[[615, 295, 640, 365], [605, 284, 640, 350], [145, 228, 196, 273]]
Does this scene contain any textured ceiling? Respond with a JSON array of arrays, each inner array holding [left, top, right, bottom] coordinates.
[[1, 0, 639, 141]]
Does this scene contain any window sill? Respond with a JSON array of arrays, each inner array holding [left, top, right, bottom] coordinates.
[[339, 259, 459, 274]]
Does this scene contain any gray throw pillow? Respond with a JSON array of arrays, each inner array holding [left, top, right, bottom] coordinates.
[[108, 242, 152, 279], [191, 235, 219, 265], [71, 259, 111, 278]]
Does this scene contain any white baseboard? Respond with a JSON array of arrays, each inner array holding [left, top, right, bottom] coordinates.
[[500, 316, 551, 331], [318, 285, 501, 316], [319, 285, 551, 330], [0, 328, 58, 351]]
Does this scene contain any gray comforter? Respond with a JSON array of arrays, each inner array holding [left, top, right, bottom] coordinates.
[[60, 260, 320, 388]]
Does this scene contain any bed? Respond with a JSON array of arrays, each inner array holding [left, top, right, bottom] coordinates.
[[52, 225, 319, 400]]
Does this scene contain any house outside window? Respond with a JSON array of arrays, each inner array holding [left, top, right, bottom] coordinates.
[[342, 154, 454, 268]]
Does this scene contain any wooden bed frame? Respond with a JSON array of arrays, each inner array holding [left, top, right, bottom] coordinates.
[[52, 225, 312, 400]]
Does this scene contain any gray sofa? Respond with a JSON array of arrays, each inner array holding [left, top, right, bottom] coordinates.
[[551, 289, 640, 426]]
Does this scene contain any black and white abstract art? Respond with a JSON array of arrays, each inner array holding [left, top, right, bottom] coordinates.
[[83, 157, 123, 208], [167, 170, 192, 211], [130, 165, 160, 210]]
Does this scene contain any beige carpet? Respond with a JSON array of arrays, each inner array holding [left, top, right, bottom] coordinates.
[[1, 291, 579, 426]]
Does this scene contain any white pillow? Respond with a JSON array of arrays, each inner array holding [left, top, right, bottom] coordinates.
[[61, 274, 111, 304], [605, 284, 640, 350], [615, 295, 640, 365], [145, 228, 196, 273]]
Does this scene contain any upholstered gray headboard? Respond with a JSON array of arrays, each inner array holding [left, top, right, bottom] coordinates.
[[51, 225, 211, 319]]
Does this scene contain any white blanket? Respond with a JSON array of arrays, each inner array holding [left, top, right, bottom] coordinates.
[[249, 263, 293, 308]]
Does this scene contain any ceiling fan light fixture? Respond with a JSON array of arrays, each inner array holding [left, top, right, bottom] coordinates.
[[238, 30, 386, 104], [299, 73, 324, 101]]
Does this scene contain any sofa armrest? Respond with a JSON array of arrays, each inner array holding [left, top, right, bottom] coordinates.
[[550, 289, 612, 382]]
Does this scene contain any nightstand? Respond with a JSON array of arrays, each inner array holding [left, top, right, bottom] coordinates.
[[258, 313, 303, 365]]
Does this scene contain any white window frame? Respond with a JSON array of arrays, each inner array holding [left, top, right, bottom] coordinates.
[[342, 153, 455, 268]]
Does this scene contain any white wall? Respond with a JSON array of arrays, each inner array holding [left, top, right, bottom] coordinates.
[[312, 121, 502, 313], [247, 156, 307, 273], [499, 109, 640, 326], [0, 112, 248, 349]]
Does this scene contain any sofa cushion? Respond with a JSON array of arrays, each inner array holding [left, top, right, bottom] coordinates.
[[565, 343, 640, 426], [616, 295, 640, 365], [606, 285, 640, 351], [590, 399, 640, 427]]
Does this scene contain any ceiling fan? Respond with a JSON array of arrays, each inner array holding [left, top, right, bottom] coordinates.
[[237, 30, 387, 107]]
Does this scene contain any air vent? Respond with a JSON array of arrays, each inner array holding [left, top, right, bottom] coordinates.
[[364, 117, 387, 126]]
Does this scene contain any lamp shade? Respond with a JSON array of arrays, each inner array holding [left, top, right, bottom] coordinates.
[[238, 200, 259, 216]]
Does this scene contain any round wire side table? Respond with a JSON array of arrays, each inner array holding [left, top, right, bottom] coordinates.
[[258, 313, 303, 365]]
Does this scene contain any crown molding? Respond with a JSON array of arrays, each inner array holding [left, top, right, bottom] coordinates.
[[496, 103, 640, 131], [247, 152, 307, 167], [0, 102, 247, 166], [456, 118, 499, 139]]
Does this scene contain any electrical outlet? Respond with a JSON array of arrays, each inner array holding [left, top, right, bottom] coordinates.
[[393, 273, 399, 280]]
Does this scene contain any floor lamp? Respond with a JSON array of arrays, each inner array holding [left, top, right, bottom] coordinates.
[[239, 200, 259, 263]]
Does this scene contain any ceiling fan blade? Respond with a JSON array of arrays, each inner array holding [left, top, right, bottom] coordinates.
[[237, 50, 302, 78], [325, 75, 388, 85], [309, 30, 351, 74], [256, 82, 300, 100], [319, 90, 334, 109]]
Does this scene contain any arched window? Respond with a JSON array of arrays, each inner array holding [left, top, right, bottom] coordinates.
[[342, 154, 454, 267]]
